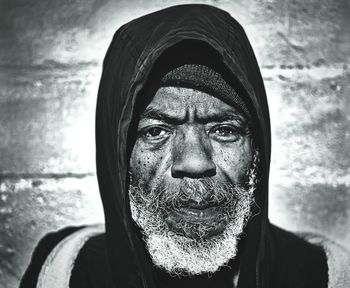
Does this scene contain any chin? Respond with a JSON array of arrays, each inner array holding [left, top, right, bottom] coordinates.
[[130, 198, 250, 276], [145, 222, 242, 276]]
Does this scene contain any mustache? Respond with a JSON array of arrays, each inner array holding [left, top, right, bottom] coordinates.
[[129, 178, 251, 216]]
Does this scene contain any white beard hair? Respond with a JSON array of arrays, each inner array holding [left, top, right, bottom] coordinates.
[[130, 200, 246, 276], [129, 151, 259, 276]]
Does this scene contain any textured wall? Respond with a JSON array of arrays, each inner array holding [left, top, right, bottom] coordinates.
[[0, 0, 349, 287]]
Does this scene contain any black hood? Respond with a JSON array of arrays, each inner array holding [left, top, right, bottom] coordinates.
[[96, 4, 271, 288]]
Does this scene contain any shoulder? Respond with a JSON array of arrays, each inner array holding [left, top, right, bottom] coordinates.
[[269, 224, 328, 263], [268, 224, 328, 287], [269, 224, 350, 288], [298, 232, 350, 288], [20, 224, 105, 288], [69, 227, 113, 287]]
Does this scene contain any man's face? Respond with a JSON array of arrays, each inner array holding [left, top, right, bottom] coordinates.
[[129, 87, 256, 275]]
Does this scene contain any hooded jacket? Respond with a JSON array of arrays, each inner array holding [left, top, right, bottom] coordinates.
[[21, 4, 350, 288]]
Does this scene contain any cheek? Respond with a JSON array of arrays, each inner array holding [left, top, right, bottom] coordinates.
[[129, 140, 171, 187], [212, 139, 253, 182], [130, 143, 156, 178]]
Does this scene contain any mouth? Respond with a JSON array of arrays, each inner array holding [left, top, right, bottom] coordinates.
[[172, 206, 222, 222], [164, 204, 228, 239]]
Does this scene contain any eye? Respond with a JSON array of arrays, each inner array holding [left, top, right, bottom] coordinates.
[[141, 126, 171, 142], [209, 125, 240, 142], [145, 127, 166, 137]]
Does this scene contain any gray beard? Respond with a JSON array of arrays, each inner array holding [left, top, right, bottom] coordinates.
[[129, 159, 258, 276]]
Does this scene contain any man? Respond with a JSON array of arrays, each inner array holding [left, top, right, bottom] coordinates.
[[20, 4, 350, 288]]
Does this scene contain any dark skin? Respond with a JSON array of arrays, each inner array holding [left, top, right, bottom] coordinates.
[[129, 87, 253, 287]]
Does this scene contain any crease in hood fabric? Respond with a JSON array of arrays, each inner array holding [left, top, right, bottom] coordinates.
[[95, 4, 326, 288]]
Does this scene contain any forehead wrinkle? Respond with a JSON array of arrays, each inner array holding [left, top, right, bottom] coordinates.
[[142, 87, 246, 124], [140, 106, 187, 124], [142, 88, 187, 120]]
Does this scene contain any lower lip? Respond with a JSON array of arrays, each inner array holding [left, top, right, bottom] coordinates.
[[170, 206, 223, 223], [164, 206, 227, 238], [167, 207, 223, 225]]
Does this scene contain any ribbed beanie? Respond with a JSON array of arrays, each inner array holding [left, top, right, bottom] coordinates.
[[160, 64, 250, 118]]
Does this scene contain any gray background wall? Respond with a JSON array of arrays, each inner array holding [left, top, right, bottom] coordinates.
[[0, 0, 349, 287]]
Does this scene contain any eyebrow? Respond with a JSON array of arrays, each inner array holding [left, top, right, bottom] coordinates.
[[140, 107, 247, 125], [140, 108, 185, 124]]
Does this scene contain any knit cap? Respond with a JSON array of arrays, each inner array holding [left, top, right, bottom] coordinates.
[[160, 64, 250, 118]]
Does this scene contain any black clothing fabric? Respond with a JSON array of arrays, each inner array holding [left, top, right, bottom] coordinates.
[[20, 4, 329, 288], [72, 226, 327, 288], [19, 226, 84, 288], [20, 225, 328, 288], [69, 233, 113, 287]]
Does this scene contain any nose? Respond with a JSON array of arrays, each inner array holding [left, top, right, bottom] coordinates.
[[171, 128, 216, 178]]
